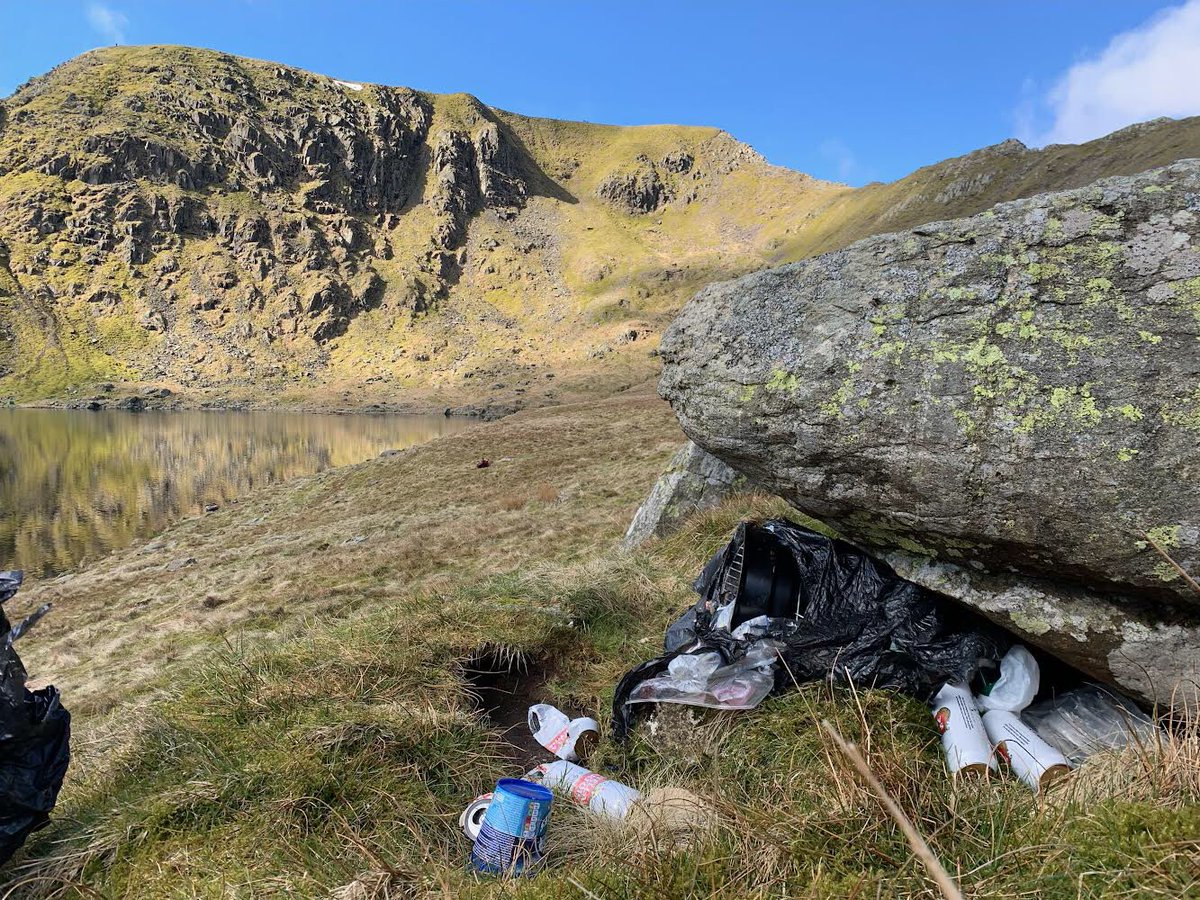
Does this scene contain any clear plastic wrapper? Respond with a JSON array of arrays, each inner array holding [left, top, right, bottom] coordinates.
[[626, 642, 780, 711], [1022, 684, 1159, 766]]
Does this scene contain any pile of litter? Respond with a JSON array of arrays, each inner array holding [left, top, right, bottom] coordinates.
[[611, 520, 1160, 792], [934, 647, 1157, 791], [461, 701, 713, 876], [0, 572, 71, 867], [463, 519, 1163, 877]]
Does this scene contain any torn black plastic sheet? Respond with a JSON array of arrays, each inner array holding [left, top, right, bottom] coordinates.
[[612, 520, 1008, 741], [0, 571, 71, 867]]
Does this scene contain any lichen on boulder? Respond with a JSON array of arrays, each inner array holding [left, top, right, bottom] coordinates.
[[659, 159, 1200, 705]]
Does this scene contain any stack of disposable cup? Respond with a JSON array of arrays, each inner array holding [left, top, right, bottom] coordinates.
[[930, 681, 995, 775], [982, 710, 1071, 792]]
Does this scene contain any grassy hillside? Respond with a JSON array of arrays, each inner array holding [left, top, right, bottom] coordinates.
[[3, 45, 1200, 898], [4, 46, 1200, 411], [5, 389, 1197, 897]]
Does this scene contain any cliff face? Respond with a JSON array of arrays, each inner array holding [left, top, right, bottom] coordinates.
[[0, 46, 831, 407], [4, 45, 1200, 410]]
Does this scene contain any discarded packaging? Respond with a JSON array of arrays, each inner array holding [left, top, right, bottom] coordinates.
[[931, 681, 996, 775], [527, 704, 599, 763], [470, 778, 553, 876], [532, 760, 642, 819], [1023, 684, 1159, 766], [983, 709, 1070, 792], [975, 645, 1040, 713], [625, 642, 779, 711], [613, 519, 1007, 740], [459, 792, 493, 841], [0, 571, 71, 867]]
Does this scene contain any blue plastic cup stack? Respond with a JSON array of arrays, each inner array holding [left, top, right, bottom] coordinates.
[[469, 778, 554, 876]]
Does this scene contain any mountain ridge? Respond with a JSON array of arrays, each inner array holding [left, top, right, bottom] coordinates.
[[3, 45, 1200, 412]]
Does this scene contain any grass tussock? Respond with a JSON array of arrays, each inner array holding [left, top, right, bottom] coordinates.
[[3, 400, 1199, 898]]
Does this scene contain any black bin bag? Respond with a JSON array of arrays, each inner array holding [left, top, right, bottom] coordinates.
[[612, 519, 1007, 740], [0, 572, 71, 867]]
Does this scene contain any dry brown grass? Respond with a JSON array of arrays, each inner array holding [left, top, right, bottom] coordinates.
[[497, 493, 528, 512], [18, 385, 682, 718]]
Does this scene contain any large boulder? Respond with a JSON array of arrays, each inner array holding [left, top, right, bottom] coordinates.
[[623, 441, 749, 548], [659, 160, 1200, 705]]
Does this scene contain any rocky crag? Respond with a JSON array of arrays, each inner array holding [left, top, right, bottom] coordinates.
[[659, 160, 1200, 707], [6, 46, 1200, 410]]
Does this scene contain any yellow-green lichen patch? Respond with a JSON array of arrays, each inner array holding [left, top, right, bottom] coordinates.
[[1143, 524, 1182, 550], [819, 373, 856, 419], [1168, 277, 1200, 322], [1160, 385, 1200, 430], [1111, 404, 1144, 422], [1135, 526, 1186, 581], [1010, 611, 1054, 636], [1049, 384, 1102, 427], [766, 368, 799, 395]]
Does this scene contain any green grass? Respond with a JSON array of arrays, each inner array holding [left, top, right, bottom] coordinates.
[[7, 484, 1199, 898]]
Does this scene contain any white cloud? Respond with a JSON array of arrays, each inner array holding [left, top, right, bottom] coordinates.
[[87, 3, 129, 44], [818, 138, 863, 184], [1025, 1, 1200, 146]]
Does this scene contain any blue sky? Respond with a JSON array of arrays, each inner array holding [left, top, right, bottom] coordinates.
[[3, 1, 1200, 185]]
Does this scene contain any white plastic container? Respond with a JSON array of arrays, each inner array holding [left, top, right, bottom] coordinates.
[[982, 709, 1071, 792], [931, 681, 996, 775], [532, 760, 642, 819], [527, 704, 600, 763]]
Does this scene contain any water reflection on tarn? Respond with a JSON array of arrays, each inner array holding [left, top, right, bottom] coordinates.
[[0, 409, 474, 578]]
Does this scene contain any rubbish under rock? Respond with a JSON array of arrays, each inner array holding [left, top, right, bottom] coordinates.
[[612, 518, 1161, 797], [983, 710, 1071, 792], [931, 682, 996, 775], [1023, 684, 1160, 766], [612, 519, 1009, 740], [624, 642, 779, 711], [975, 645, 1040, 714], [0, 571, 71, 867]]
